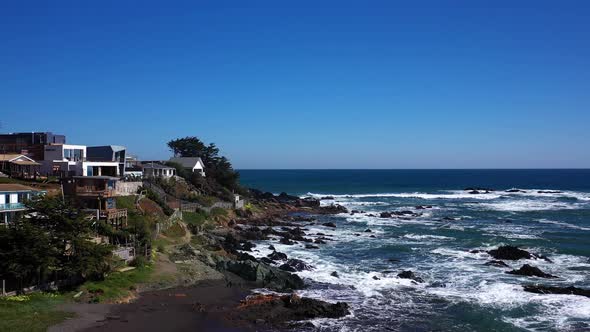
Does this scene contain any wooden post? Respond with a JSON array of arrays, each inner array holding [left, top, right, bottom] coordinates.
[[2, 279, 5, 296]]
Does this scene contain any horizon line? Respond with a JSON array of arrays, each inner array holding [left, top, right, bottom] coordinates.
[[236, 168, 590, 171]]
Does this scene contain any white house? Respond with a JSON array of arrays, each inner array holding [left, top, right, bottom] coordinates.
[[142, 162, 176, 178], [0, 183, 44, 225], [168, 157, 206, 177], [41, 144, 120, 177]]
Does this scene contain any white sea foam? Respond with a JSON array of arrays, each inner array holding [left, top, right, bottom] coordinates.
[[402, 233, 453, 241], [307, 191, 502, 200], [307, 189, 590, 202], [538, 219, 590, 231], [473, 200, 583, 212]]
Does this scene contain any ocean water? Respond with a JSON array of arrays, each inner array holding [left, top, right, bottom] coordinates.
[[238, 170, 590, 332]]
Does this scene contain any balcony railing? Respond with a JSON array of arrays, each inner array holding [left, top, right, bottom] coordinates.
[[0, 203, 26, 211]]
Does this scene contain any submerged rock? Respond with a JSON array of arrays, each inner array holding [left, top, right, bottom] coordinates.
[[507, 264, 558, 278], [397, 270, 424, 283], [523, 285, 590, 298], [330, 271, 339, 278], [322, 222, 337, 228]]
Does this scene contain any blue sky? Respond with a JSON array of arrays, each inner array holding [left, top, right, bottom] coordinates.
[[1, 1, 589, 169]]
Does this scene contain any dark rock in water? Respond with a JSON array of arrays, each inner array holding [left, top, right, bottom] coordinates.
[[369, 235, 376, 238], [364, 229, 372, 233], [387, 258, 400, 263], [350, 210, 363, 215], [523, 285, 590, 298], [268, 245, 276, 251], [330, 271, 339, 278], [464, 187, 494, 192], [468, 190, 480, 194], [305, 244, 319, 249], [507, 264, 558, 278], [320, 196, 335, 200], [268, 251, 288, 261], [505, 189, 526, 193], [241, 241, 256, 251], [322, 222, 337, 228], [537, 190, 562, 194], [216, 258, 305, 291], [314, 238, 327, 244], [397, 270, 424, 283], [236, 252, 258, 261], [380, 212, 393, 218], [485, 260, 510, 268], [442, 216, 458, 221], [488, 246, 533, 260], [279, 258, 313, 272], [470, 249, 484, 254], [235, 294, 350, 324], [372, 276, 380, 280], [279, 238, 296, 245], [260, 257, 273, 265], [319, 204, 348, 214], [415, 205, 433, 210]]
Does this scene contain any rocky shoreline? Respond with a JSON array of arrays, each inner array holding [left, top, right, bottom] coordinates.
[[66, 190, 352, 332]]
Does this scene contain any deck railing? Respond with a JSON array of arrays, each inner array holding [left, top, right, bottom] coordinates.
[[0, 203, 26, 211]]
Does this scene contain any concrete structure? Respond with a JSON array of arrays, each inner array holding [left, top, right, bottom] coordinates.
[[143, 162, 176, 178], [0, 132, 66, 161], [0, 154, 41, 179], [0, 184, 43, 225], [41, 144, 119, 177], [168, 157, 206, 177], [87, 145, 126, 176]]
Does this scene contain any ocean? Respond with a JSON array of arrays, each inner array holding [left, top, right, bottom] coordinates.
[[238, 170, 590, 332]]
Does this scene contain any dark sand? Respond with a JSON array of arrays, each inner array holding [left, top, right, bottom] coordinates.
[[77, 279, 266, 332]]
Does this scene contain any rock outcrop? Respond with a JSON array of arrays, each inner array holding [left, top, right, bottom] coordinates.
[[523, 285, 590, 298], [506, 264, 557, 278]]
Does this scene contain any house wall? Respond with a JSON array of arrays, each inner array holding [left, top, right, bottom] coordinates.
[[82, 161, 120, 176], [115, 181, 142, 196]]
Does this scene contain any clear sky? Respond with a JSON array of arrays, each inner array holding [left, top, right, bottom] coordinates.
[[1, 1, 589, 169]]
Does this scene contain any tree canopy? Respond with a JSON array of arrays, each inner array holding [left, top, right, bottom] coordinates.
[[167, 136, 241, 193]]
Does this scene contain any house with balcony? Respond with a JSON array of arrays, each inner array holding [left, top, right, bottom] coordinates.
[[0, 183, 44, 225], [87, 145, 126, 177], [62, 176, 128, 228], [168, 157, 206, 177], [41, 144, 120, 177], [0, 154, 41, 179]]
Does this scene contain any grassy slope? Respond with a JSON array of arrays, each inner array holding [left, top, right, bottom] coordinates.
[[0, 293, 74, 332]]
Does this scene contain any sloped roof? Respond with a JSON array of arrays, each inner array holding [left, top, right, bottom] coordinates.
[[0, 183, 38, 192], [142, 163, 174, 170], [168, 157, 204, 169], [0, 154, 37, 163]]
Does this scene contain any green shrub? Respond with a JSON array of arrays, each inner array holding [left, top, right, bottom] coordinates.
[[210, 207, 228, 217]]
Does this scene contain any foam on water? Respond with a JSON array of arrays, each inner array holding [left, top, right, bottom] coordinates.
[[539, 219, 590, 231], [250, 186, 590, 331]]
